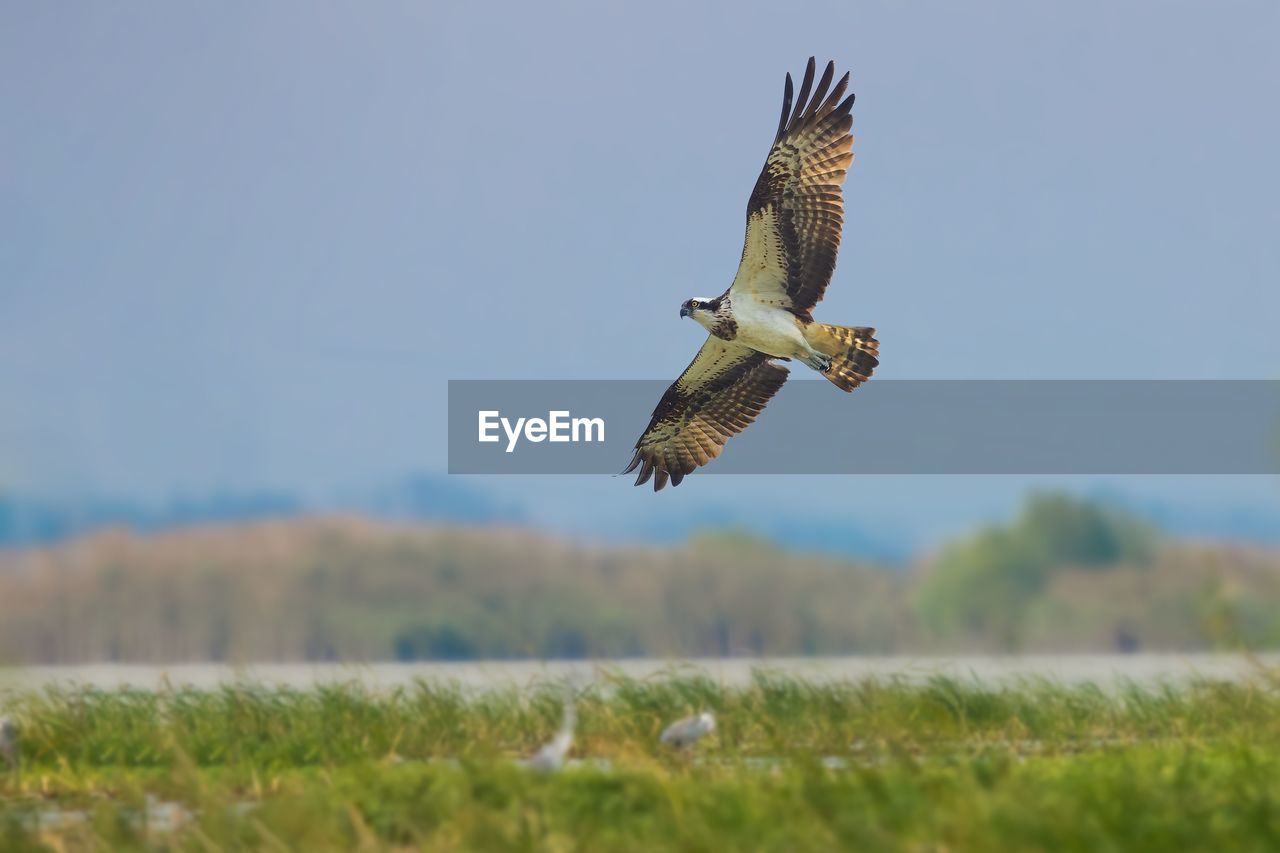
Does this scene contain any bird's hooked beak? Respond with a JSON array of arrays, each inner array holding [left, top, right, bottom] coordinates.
[[679, 306, 690, 318]]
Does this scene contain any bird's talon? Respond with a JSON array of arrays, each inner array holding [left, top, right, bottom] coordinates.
[[804, 353, 832, 372]]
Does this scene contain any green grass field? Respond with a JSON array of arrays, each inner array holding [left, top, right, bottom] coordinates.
[[3, 670, 1280, 850]]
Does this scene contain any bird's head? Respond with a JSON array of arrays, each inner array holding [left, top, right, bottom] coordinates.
[[679, 297, 719, 330], [697, 711, 716, 733]]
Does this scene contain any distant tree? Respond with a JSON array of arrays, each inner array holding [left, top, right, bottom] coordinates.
[[913, 492, 1159, 650], [393, 625, 476, 661], [912, 528, 1043, 650], [1016, 492, 1156, 569]]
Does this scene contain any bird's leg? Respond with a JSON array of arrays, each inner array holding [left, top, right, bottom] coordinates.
[[802, 351, 832, 372], [794, 338, 832, 373]]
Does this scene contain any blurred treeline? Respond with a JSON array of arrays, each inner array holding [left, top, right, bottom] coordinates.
[[1, 493, 1278, 663]]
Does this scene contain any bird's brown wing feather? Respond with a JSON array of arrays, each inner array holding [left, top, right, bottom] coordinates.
[[624, 338, 789, 491], [729, 58, 855, 320]]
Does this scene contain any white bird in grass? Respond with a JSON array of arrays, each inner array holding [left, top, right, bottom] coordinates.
[[525, 703, 575, 773], [0, 716, 16, 769], [660, 711, 716, 748]]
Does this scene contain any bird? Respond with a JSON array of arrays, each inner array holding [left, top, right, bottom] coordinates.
[[0, 716, 16, 769], [660, 711, 716, 748], [524, 702, 575, 773], [624, 58, 879, 491]]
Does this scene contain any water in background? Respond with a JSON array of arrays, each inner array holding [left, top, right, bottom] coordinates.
[[4, 654, 1279, 692]]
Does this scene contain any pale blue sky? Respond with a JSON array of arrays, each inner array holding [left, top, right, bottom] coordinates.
[[2, 2, 1278, 544]]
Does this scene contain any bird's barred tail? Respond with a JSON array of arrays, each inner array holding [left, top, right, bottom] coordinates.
[[805, 324, 879, 392]]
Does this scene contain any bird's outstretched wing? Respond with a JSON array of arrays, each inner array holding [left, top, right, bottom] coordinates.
[[730, 58, 855, 320], [624, 339, 788, 491]]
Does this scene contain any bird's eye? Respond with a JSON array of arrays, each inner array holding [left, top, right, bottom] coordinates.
[[689, 300, 699, 309]]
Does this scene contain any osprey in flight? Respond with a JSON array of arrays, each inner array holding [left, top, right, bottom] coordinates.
[[624, 58, 879, 491]]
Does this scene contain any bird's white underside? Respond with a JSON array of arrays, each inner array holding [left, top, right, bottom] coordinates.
[[726, 294, 811, 359]]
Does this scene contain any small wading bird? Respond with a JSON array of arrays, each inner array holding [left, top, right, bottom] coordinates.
[[660, 711, 716, 748], [0, 716, 16, 769], [625, 58, 878, 490], [524, 703, 575, 773]]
